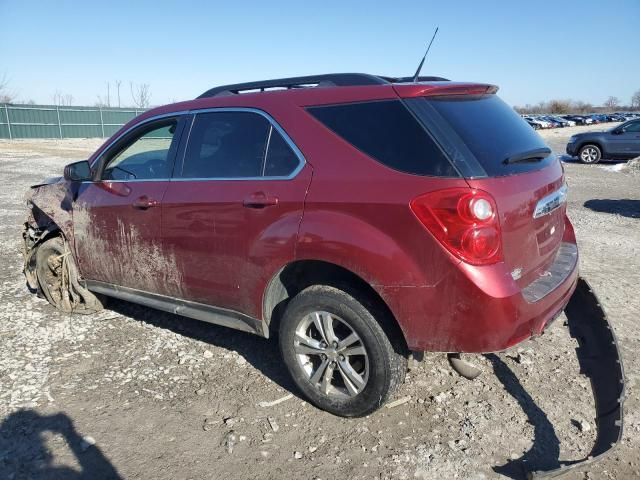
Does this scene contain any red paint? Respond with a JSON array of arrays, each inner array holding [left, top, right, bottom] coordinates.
[[67, 80, 577, 353]]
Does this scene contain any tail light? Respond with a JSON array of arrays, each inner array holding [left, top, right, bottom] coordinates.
[[410, 188, 502, 265]]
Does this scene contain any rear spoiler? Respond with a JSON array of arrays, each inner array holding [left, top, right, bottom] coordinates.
[[392, 82, 499, 99]]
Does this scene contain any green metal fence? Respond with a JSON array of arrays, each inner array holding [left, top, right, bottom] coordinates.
[[0, 104, 144, 139]]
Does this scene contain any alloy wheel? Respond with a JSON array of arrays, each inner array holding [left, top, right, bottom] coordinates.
[[580, 147, 599, 163], [294, 311, 369, 398]]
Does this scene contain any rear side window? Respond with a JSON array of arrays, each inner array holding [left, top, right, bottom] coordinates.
[[307, 100, 458, 177], [409, 95, 553, 177], [180, 111, 302, 179]]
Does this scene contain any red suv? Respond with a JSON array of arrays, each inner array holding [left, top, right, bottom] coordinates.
[[23, 73, 578, 417]]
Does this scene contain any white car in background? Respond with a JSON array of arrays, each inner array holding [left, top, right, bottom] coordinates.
[[525, 116, 552, 129]]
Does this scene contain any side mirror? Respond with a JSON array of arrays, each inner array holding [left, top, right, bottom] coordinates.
[[63, 160, 92, 182]]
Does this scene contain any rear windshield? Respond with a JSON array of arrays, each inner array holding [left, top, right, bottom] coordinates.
[[407, 95, 554, 177]]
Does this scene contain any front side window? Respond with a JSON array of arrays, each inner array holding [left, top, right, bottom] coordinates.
[[103, 120, 178, 180], [623, 121, 640, 133], [180, 111, 301, 179]]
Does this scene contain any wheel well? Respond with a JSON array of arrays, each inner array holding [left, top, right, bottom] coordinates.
[[263, 260, 408, 353]]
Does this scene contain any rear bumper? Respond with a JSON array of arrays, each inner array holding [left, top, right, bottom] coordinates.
[[388, 238, 578, 353], [528, 277, 625, 478]]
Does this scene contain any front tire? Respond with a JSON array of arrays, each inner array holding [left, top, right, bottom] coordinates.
[[579, 144, 602, 164], [35, 236, 104, 314], [279, 285, 407, 417]]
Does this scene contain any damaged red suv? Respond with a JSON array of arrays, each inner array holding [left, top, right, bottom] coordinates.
[[24, 74, 579, 417]]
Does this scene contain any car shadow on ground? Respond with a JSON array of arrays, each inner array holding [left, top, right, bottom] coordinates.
[[105, 298, 300, 397], [0, 409, 122, 480], [108, 299, 567, 479], [487, 354, 561, 479], [584, 199, 640, 219]]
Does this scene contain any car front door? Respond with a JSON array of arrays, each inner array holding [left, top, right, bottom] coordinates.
[[620, 120, 640, 156], [162, 109, 311, 318], [608, 120, 640, 157], [73, 115, 187, 294]]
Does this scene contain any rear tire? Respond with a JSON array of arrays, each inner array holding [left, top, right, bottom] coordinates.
[[578, 144, 602, 164], [36, 237, 104, 314], [279, 285, 407, 417]]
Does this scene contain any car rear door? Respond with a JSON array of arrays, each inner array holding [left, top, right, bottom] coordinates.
[[162, 109, 312, 318], [73, 115, 187, 294]]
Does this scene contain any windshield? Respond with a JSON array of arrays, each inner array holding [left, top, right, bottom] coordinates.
[[406, 95, 555, 177]]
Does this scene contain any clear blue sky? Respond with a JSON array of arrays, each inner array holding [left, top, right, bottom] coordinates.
[[1, 0, 638, 107]]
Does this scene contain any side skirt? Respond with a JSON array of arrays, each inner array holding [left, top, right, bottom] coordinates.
[[84, 280, 268, 338]]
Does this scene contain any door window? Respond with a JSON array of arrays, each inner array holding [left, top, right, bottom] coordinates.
[[180, 111, 301, 179], [102, 120, 179, 181], [622, 121, 640, 133]]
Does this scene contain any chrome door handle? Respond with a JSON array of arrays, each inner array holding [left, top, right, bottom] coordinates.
[[132, 196, 159, 209]]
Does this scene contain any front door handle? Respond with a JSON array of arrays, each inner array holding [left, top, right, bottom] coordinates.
[[243, 192, 279, 209], [132, 195, 159, 210]]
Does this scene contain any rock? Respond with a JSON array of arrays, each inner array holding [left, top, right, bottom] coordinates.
[[196, 388, 206, 396], [573, 418, 591, 432], [386, 396, 411, 408], [267, 417, 279, 432], [203, 350, 213, 359], [433, 392, 447, 404], [224, 417, 237, 427], [80, 436, 96, 452], [308, 446, 318, 453], [294, 451, 303, 459], [202, 417, 217, 431], [258, 394, 293, 408], [222, 431, 237, 454]]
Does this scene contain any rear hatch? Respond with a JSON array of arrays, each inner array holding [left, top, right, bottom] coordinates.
[[403, 89, 567, 286]]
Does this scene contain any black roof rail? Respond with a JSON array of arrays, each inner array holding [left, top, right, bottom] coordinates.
[[380, 75, 450, 83], [196, 73, 451, 98], [197, 73, 389, 98]]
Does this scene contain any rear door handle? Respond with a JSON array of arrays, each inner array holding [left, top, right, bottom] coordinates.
[[243, 192, 279, 208], [132, 195, 159, 210]]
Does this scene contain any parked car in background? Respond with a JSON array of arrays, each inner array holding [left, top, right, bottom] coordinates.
[[525, 116, 552, 129], [525, 118, 541, 130], [542, 115, 570, 127], [566, 118, 640, 163], [561, 115, 588, 126]]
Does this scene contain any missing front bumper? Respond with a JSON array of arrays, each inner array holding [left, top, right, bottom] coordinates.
[[529, 277, 625, 479]]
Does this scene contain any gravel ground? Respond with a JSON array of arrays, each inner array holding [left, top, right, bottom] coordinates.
[[0, 130, 638, 479]]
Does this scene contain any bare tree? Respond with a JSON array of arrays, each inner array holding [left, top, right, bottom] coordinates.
[[130, 82, 151, 108], [52, 91, 74, 106], [547, 99, 572, 114], [632, 89, 640, 109], [604, 96, 619, 111], [52, 90, 63, 106], [115, 80, 122, 107], [0, 72, 17, 103]]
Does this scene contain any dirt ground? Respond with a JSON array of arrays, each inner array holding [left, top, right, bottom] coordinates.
[[0, 127, 638, 480]]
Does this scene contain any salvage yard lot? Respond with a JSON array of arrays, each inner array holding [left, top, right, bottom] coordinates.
[[0, 129, 638, 479]]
